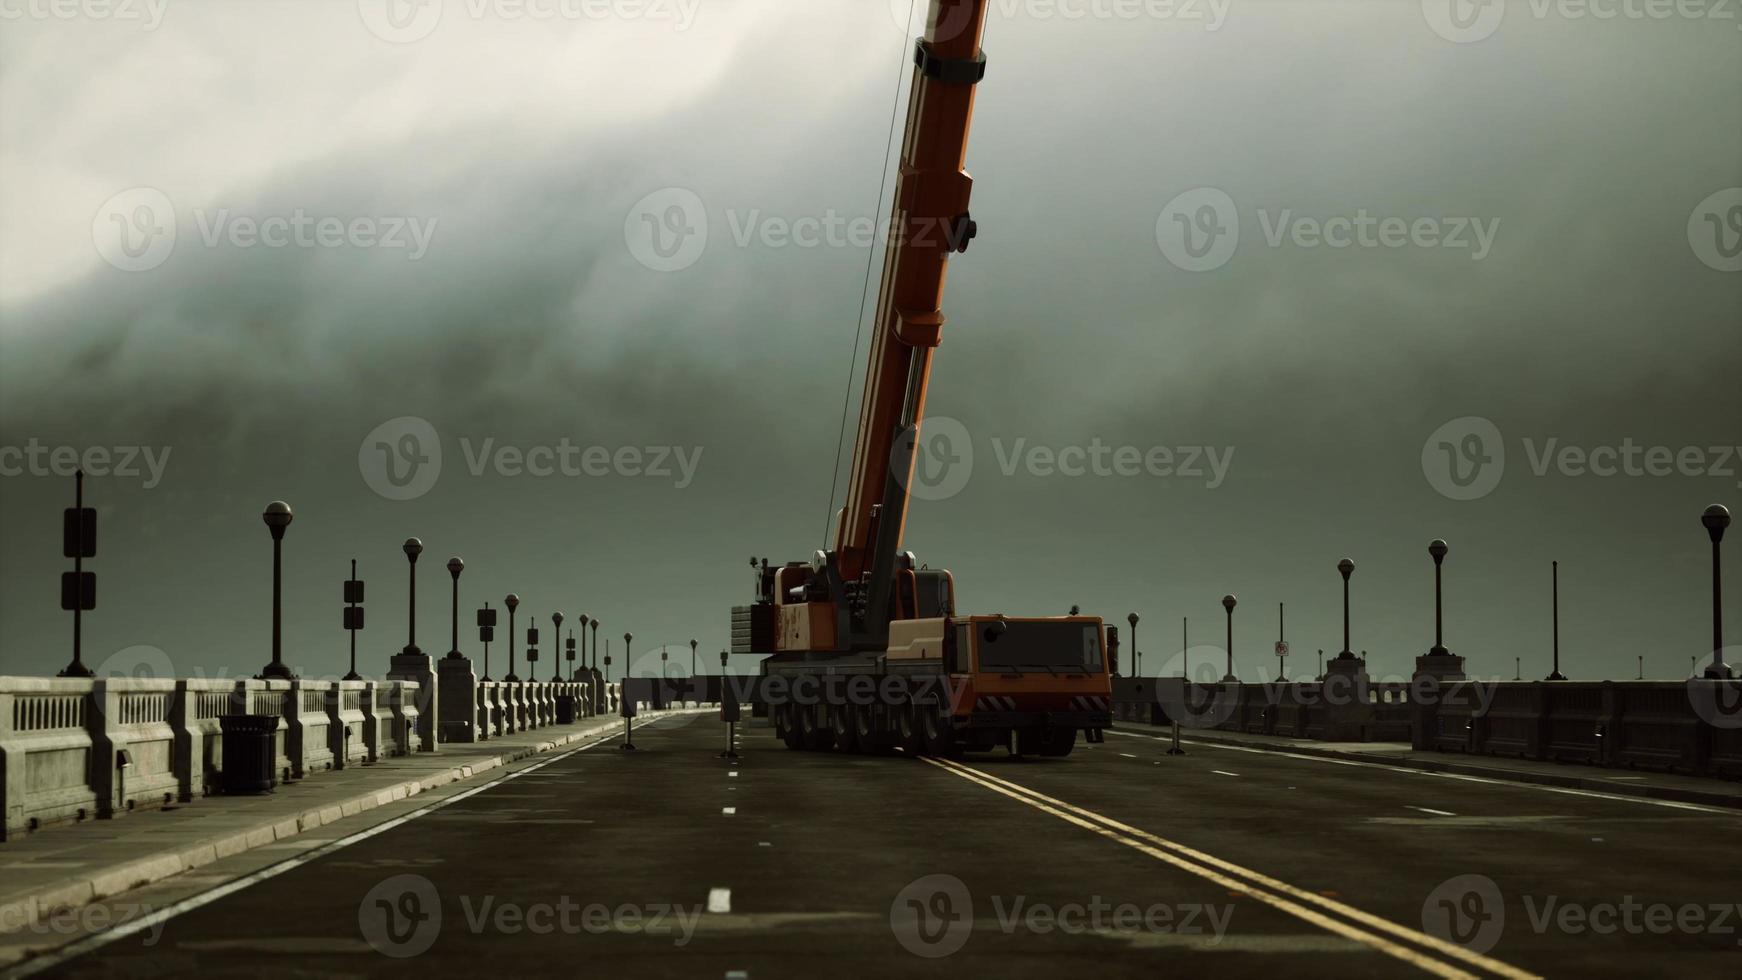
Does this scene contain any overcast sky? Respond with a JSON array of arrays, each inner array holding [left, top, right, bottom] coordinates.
[[1, 0, 1737, 683]]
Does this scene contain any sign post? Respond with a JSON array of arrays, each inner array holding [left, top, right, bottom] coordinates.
[[59, 470, 97, 678]]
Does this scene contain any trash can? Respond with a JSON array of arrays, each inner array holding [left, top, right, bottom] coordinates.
[[219, 714, 278, 795], [555, 694, 576, 725]]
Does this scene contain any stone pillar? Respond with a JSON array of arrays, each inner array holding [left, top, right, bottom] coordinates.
[[438, 657, 479, 743]]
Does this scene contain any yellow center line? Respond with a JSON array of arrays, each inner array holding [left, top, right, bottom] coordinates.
[[925, 757, 1540, 980]]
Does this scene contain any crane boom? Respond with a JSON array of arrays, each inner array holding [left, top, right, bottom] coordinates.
[[836, 0, 989, 642]]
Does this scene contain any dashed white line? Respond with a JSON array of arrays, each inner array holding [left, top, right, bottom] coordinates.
[[1407, 806, 1457, 817], [707, 887, 732, 913], [1211, 770, 1240, 777], [722, 806, 736, 816], [1118, 753, 1138, 759]]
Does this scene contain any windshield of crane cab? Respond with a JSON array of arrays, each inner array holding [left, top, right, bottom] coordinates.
[[974, 622, 1104, 673]]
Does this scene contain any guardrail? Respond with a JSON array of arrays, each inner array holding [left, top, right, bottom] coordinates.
[[1113, 672, 1741, 780], [0, 676, 617, 841]]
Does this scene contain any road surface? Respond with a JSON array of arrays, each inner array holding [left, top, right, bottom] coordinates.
[[18, 714, 1740, 978]]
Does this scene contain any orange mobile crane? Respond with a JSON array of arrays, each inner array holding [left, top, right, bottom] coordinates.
[[732, 0, 1112, 757]]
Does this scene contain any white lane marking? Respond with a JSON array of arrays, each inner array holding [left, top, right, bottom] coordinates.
[[728, 771, 738, 777], [929, 757, 1540, 980], [1103, 730, 1735, 815], [722, 807, 736, 815], [1407, 806, 1457, 817], [8, 717, 657, 977], [1118, 753, 1138, 759], [1211, 770, 1240, 777], [926, 757, 1532, 980], [707, 888, 732, 913]]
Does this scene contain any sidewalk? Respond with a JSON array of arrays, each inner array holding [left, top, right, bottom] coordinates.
[[0, 710, 699, 936], [1114, 722, 1742, 810]]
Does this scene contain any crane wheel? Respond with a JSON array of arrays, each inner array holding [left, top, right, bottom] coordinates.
[[778, 704, 804, 750], [1036, 727, 1077, 757], [922, 705, 960, 759], [800, 703, 835, 751], [854, 703, 889, 754], [831, 704, 860, 753], [897, 704, 927, 757]]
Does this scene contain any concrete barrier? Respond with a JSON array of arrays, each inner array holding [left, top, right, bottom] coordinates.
[[2, 676, 433, 840]]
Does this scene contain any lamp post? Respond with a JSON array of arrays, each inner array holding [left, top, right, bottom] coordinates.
[[1181, 617, 1188, 680], [1546, 561, 1566, 680], [401, 538, 423, 657], [1704, 504, 1732, 679], [552, 612, 564, 681], [1276, 602, 1286, 682], [577, 615, 590, 681], [260, 501, 296, 680], [624, 633, 633, 683], [590, 619, 600, 671], [446, 558, 464, 659], [691, 638, 698, 678], [1221, 595, 1237, 682], [1337, 558, 1356, 660], [504, 594, 520, 682], [1127, 613, 1140, 677], [1428, 539, 1451, 657]]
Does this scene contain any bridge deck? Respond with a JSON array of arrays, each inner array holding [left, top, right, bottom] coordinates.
[[4, 714, 1739, 978]]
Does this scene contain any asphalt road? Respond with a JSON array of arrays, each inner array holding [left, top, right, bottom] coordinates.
[[18, 714, 1741, 979]]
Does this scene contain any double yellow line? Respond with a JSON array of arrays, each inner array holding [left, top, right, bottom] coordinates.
[[923, 756, 1538, 980]]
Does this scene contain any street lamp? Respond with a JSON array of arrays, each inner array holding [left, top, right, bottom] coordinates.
[[1337, 558, 1356, 661], [260, 501, 296, 680], [1704, 504, 1732, 679], [552, 612, 564, 680], [577, 615, 590, 681], [623, 632, 633, 684], [1127, 613, 1140, 677], [1427, 539, 1451, 657], [445, 557, 465, 659], [1221, 595, 1237, 682], [590, 619, 600, 671], [504, 593, 520, 682], [1546, 561, 1566, 681], [691, 638, 698, 678], [401, 538, 423, 657]]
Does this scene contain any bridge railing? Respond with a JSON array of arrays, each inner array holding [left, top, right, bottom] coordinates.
[[0, 675, 623, 841], [1114, 672, 1741, 780]]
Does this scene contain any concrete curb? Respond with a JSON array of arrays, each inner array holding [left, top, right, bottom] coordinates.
[[1123, 726, 1742, 810], [0, 710, 704, 935]]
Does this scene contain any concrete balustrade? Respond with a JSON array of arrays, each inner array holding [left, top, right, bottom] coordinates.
[[1118, 673, 1741, 780], [1, 676, 424, 841]]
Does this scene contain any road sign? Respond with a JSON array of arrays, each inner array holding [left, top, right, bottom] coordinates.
[[1275, 640, 1290, 657], [63, 508, 97, 558], [60, 572, 96, 611], [344, 579, 365, 604], [344, 606, 365, 630]]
